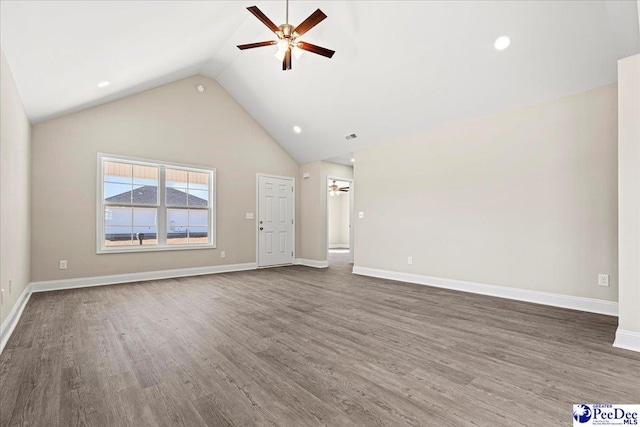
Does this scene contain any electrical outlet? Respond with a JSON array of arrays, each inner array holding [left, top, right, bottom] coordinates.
[[358, 212, 365, 219], [221, 251, 226, 258], [597, 274, 609, 287], [408, 256, 413, 265], [59, 260, 68, 270]]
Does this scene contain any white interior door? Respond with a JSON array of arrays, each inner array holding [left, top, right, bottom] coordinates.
[[258, 175, 294, 267]]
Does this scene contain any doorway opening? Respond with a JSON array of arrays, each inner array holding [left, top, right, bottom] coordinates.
[[327, 177, 353, 267]]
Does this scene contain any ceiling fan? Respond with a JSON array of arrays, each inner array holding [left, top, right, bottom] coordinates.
[[329, 181, 349, 196], [237, 0, 335, 71]]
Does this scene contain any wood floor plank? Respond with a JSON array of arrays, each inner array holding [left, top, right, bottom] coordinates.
[[1, 252, 639, 426]]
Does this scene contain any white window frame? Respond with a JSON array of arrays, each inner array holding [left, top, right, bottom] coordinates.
[[97, 153, 216, 254]]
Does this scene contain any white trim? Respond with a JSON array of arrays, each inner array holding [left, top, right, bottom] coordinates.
[[353, 266, 618, 316], [0, 284, 33, 355], [30, 263, 257, 293], [295, 258, 329, 268], [256, 173, 296, 268], [329, 244, 350, 249], [613, 329, 640, 353]]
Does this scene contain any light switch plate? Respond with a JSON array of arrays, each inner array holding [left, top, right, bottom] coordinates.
[[245, 213, 254, 220], [358, 212, 364, 219]]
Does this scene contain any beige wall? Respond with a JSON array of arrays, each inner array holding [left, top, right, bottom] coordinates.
[[31, 76, 299, 282], [0, 50, 31, 325], [298, 161, 353, 261], [617, 54, 640, 333], [354, 84, 618, 302]]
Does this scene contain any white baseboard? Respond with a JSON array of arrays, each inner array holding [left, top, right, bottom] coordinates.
[[30, 262, 258, 293], [328, 244, 349, 249], [352, 266, 618, 317], [0, 284, 33, 355], [613, 329, 640, 353], [295, 258, 329, 268]]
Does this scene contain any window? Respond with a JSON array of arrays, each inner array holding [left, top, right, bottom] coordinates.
[[97, 154, 215, 253]]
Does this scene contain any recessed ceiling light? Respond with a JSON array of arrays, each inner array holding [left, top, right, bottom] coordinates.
[[293, 126, 302, 133], [350, 158, 355, 162], [494, 36, 511, 51], [97, 81, 110, 88]]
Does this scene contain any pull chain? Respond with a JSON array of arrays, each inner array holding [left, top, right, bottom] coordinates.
[[286, 0, 289, 25]]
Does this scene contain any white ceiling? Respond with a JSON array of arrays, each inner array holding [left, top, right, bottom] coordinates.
[[1, 1, 638, 164]]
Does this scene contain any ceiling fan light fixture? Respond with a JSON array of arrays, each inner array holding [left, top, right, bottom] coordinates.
[[275, 49, 286, 61], [237, 2, 334, 71], [277, 39, 290, 51], [292, 46, 304, 59]]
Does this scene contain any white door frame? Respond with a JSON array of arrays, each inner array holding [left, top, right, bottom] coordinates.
[[256, 173, 296, 267], [326, 175, 354, 263]]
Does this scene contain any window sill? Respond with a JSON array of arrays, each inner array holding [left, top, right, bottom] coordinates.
[[97, 243, 216, 254]]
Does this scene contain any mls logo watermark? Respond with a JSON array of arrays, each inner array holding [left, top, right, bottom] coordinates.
[[573, 404, 639, 426]]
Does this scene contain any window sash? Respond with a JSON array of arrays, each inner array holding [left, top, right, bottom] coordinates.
[[97, 154, 216, 253]]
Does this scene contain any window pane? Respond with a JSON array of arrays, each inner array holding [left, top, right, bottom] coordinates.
[[132, 165, 158, 185], [133, 208, 157, 246], [189, 209, 208, 227], [166, 169, 188, 188], [189, 171, 209, 188], [133, 207, 157, 225], [167, 209, 188, 228], [105, 228, 133, 247], [166, 187, 188, 207], [104, 162, 132, 183], [167, 208, 188, 244], [188, 189, 209, 207], [134, 227, 157, 246], [188, 226, 208, 244], [131, 185, 157, 205], [104, 182, 133, 202], [105, 206, 132, 245], [132, 165, 158, 205]]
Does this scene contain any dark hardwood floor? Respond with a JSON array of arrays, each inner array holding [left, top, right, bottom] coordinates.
[[1, 252, 639, 426]]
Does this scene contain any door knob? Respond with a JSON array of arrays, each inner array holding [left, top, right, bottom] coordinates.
[[259, 227, 264, 230]]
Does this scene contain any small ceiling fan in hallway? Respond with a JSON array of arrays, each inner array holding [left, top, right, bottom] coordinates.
[[237, 0, 335, 70], [329, 180, 349, 196]]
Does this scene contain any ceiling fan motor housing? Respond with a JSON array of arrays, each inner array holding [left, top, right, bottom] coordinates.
[[278, 24, 294, 39]]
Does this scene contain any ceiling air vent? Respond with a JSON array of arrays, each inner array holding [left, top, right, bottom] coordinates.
[[345, 133, 357, 140]]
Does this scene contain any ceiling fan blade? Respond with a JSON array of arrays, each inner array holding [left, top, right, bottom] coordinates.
[[283, 48, 292, 71], [247, 6, 280, 33], [293, 9, 327, 37], [297, 42, 335, 58], [237, 40, 277, 50]]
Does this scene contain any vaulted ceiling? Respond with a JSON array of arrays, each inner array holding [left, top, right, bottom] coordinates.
[[1, 1, 638, 163]]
